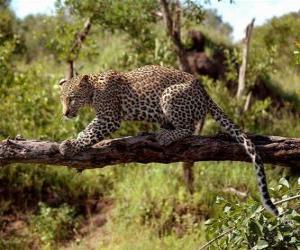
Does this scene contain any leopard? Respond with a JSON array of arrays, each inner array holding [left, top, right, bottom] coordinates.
[[58, 65, 279, 216]]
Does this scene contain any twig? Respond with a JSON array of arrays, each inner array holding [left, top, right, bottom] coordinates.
[[223, 187, 248, 199], [198, 228, 232, 250], [274, 194, 300, 205]]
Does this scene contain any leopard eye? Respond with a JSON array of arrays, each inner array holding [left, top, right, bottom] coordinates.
[[69, 93, 81, 99], [69, 95, 76, 99]]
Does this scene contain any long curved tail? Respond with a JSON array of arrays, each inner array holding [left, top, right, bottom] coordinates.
[[206, 97, 279, 216]]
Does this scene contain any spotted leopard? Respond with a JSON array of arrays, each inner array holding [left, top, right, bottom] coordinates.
[[58, 65, 279, 216]]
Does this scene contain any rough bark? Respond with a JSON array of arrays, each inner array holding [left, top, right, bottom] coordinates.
[[1, 134, 299, 170], [182, 120, 205, 194]]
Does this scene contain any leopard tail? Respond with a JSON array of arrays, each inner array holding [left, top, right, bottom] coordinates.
[[206, 97, 279, 216]]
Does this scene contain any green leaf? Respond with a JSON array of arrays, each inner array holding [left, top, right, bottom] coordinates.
[[216, 196, 225, 204], [291, 214, 300, 223], [248, 219, 262, 236], [224, 206, 231, 213], [279, 178, 290, 189], [276, 230, 283, 241], [256, 239, 269, 249], [204, 219, 214, 225]]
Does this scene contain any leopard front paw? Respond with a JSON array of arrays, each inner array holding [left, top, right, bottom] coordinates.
[[156, 130, 172, 146], [59, 139, 80, 157]]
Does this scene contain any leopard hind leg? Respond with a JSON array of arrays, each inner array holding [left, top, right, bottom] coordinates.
[[157, 85, 203, 146]]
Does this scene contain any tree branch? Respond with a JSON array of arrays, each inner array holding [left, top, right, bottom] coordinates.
[[69, 18, 92, 58], [160, 0, 192, 73], [66, 18, 92, 79], [0, 134, 299, 169], [160, 0, 182, 50]]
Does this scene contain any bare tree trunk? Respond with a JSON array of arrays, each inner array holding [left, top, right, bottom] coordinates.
[[182, 119, 205, 194], [182, 162, 194, 193], [1, 134, 299, 169], [236, 18, 255, 100], [244, 91, 252, 112]]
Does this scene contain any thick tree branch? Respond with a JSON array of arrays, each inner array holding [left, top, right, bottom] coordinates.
[[0, 134, 299, 169], [182, 120, 205, 194]]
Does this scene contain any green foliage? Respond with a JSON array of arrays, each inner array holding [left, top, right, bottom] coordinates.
[[19, 15, 62, 62], [294, 41, 300, 65], [0, 68, 70, 139], [59, 0, 159, 33], [204, 179, 300, 249], [0, 4, 15, 44], [56, 0, 160, 66], [252, 11, 300, 96], [182, 0, 206, 27], [111, 164, 211, 236], [253, 12, 300, 71], [0, 39, 15, 86], [30, 203, 78, 249], [0, 165, 113, 209], [201, 77, 274, 135], [0, 236, 32, 250]]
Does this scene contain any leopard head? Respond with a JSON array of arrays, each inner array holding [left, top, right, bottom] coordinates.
[[59, 75, 94, 118]]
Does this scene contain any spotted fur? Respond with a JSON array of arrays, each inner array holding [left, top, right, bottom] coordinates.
[[59, 65, 279, 216]]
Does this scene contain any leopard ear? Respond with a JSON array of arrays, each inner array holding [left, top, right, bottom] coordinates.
[[79, 75, 90, 87], [59, 78, 67, 86]]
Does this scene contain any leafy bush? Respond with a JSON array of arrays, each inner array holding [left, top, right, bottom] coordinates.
[[30, 203, 78, 249], [203, 178, 300, 249]]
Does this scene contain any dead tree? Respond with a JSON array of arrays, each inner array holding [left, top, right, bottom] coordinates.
[[236, 18, 255, 100], [1, 134, 299, 169]]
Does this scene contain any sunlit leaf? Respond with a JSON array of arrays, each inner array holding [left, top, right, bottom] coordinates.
[[279, 178, 290, 189], [255, 239, 269, 249]]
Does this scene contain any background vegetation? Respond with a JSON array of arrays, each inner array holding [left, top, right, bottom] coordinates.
[[0, 0, 300, 249]]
